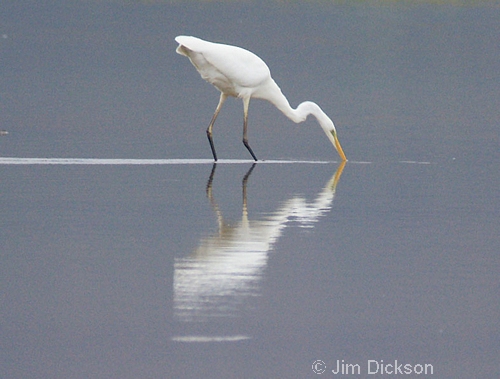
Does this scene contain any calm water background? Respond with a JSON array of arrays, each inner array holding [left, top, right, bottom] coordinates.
[[1, 1, 499, 378]]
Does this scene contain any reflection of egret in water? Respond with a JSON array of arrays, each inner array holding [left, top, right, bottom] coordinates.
[[173, 162, 345, 322]]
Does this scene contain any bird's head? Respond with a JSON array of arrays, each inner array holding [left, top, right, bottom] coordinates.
[[303, 102, 347, 162]]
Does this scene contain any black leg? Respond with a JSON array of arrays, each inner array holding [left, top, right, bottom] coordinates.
[[206, 93, 227, 161], [242, 97, 258, 161]]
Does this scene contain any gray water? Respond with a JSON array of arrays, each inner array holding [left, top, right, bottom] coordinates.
[[1, 2, 499, 378]]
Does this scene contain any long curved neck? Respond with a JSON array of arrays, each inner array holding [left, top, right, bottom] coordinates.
[[257, 79, 335, 130], [254, 78, 347, 161], [255, 79, 305, 123]]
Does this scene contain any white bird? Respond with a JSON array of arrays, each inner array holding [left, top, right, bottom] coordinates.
[[175, 36, 347, 162]]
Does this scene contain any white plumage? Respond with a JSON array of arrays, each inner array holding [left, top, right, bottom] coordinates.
[[176, 36, 347, 162]]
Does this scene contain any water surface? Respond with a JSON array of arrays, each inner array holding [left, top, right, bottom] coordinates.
[[1, 2, 499, 378]]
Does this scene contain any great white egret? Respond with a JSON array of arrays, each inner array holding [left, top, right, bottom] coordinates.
[[175, 36, 347, 162]]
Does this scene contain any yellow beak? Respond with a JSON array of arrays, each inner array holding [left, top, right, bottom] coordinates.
[[331, 130, 347, 162]]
